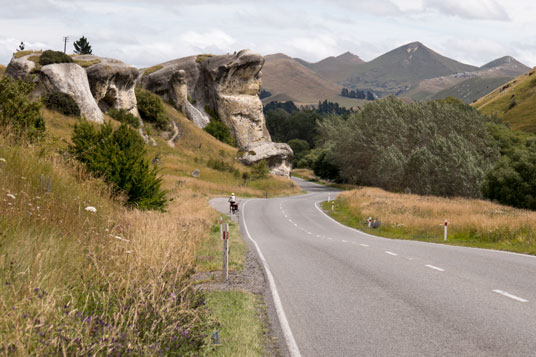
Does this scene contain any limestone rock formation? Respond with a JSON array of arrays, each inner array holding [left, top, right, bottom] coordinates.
[[78, 55, 140, 117], [5, 54, 37, 78], [39, 63, 104, 123], [138, 50, 293, 176], [240, 142, 293, 177]]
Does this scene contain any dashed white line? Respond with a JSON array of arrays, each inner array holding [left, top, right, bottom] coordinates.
[[385, 251, 398, 256], [360, 244, 369, 247], [328, 237, 333, 240], [493, 290, 528, 303], [425, 264, 445, 272], [342, 240, 348, 243], [316, 235, 321, 238]]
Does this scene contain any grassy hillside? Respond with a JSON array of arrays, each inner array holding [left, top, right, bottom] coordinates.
[[431, 76, 512, 104], [261, 53, 342, 104], [0, 64, 5, 77], [1, 98, 300, 353], [295, 52, 364, 83], [473, 68, 536, 132], [342, 42, 478, 97]]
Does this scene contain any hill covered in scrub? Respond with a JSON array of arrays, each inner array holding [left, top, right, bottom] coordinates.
[[473, 67, 536, 132]]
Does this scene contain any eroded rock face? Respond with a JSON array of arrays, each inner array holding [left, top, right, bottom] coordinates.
[[39, 63, 104, 123], [78, 55, 140, 117], [138, 50, 293, 176], [240, 142, 293, 177], [5, 54, 37, 79]]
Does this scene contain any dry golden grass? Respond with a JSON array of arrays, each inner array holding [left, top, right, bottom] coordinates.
[[335, 187, 536, 252]]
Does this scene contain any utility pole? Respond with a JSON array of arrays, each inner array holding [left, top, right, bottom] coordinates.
[[63, 36, 69, 53]]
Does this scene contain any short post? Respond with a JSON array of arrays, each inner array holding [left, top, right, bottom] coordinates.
[[331, 200, 334, 211], [223, 223, 229, 281], [265, 192, 268, 199], [219, 216, 223, 240], [328, 193, 331, 202], [368, 217, 372, 228], [444, 219, 448, 241]]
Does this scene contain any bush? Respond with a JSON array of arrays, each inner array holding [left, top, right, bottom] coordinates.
[[251, 160, 269, 180], [70, 120, 167, 210], [38, 50, 74, 66], [287, 139, 310, 167], [204, 120, 234, 146], [135, 87, 170, 130], [0, 76, 44, 140], [313, 150, 340, 181], [45, 92, 80, 116], [108, 108, 140, 128]]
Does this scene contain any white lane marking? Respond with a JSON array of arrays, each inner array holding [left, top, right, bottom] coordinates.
[[316, 235, 321, 238], [385, 251, 398, 256], [293, 223, 298, 227], [328, 237, 333, 240], [307, 232, 312, 235], [493, 290, 528, 303], [242, 200, 302, 356], [342, 240, 348, 243], [360, 244, 369, 247], [425, 264, 445, 272]]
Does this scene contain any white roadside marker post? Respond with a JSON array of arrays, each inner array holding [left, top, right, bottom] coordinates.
[[223, 223, 229, 282], [368, 217, 372, 228], [444, 219, 448, 241], [331, 200, 335, 211], [328, 193, 331, 202], [219, 216, 223, 240]]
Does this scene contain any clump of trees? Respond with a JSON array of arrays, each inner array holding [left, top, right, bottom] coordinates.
[[108, 108, 140, 128], [317, 97, 498, 197], [70, 120, 167, 210]]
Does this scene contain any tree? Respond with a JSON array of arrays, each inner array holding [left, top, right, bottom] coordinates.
[[73, 36, 92, 55]]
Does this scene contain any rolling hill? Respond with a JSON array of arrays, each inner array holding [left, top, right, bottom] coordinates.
[[473, 67, 536, 132], [294, 51, 364, 83], [261, 53, 343, 105]]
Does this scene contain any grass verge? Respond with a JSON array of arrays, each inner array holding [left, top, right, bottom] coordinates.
[[323, 187, 536, 255]]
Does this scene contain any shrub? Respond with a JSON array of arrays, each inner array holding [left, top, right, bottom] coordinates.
[[70, 120, 167, 210], [45, 92, 80, 116], [287, 139, 310, 166], [251, 160, 269, 180], [204, 120, 234, 146], [38, 50, 74, 66], [135, 87, 170, 130], [108, 108, 140, 128], [0, 75, 44, 140]]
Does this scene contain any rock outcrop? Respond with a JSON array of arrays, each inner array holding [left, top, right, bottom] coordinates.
[[5, 53, 141, 124], [138, 50, 293, 176], [78, 55, 140, 117]]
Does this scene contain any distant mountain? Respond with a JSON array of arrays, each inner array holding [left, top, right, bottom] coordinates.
[[294, 51, 364, 83], [473, 67, 536, 132], [341, 42, 478, 97], [405, 55, 530, 101], [261, 53, 344, 104]]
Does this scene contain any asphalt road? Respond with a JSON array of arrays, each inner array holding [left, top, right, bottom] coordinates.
[[213, 178, 536, 356]]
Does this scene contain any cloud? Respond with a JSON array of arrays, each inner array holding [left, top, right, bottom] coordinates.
[[423, 0, 510, 21], [178, 30, 236, 53]]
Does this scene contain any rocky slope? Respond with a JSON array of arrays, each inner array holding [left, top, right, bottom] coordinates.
[[137, 50, 293, 176]]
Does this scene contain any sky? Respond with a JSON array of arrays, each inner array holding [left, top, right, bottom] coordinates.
[[1, 0, 535, 68]]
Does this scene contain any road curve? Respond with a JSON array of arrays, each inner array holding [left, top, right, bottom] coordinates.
[[214, 178, 536, 356]]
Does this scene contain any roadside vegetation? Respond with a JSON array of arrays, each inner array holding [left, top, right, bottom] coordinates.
[[324, 187, 536, 254], [0, 74, 298, 354]]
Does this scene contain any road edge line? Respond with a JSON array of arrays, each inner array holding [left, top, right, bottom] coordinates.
[[242, 200, 302, 357]]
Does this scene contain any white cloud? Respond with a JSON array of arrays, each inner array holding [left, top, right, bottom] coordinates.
[[423, 0, 509, 21], [178, 30, 236, 53]]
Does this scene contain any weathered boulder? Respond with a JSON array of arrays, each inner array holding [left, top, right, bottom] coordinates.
[[77, 55, 140, 117], [138, 50, 293, 176], [5, 53, 37, 79], [240, 142, 293, 177], [38, 63, 104, 123], [5, 53, 103, 123]]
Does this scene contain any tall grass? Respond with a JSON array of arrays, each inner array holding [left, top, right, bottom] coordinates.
[[0, 138, 218, 354], [334, 187, 536, 253]]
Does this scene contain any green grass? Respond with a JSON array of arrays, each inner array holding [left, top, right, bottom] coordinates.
[[205, 291, 266, 356], [74, 59, 101, 68], [321, 200, 536, 255], [196, 54, 214, 63], [142, 64, 163, 76]]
